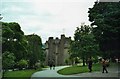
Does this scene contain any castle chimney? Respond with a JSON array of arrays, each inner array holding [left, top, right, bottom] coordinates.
[[61, 34, 65, 39], [49, 37, 53, 40]]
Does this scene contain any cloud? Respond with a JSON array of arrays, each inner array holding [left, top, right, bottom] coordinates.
[[1, 0, 96, 43], [2, 0, 96, 2]]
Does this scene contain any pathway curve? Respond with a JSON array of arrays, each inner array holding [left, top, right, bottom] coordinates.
[[31, 63, 119, 79], [31, 66, 77, 79]]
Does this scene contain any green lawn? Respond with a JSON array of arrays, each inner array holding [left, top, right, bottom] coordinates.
[[57, 63, 101, 75], [3, 68, 42, 79]]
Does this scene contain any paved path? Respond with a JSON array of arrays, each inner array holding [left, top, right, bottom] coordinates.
[[72, 64, 119, 77], [31, 66, 76, 79], [31, 63, 119, 79]]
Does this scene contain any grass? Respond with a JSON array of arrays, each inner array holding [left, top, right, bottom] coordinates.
[[57, 63, 101, 75], [3, 68, 42, 79]]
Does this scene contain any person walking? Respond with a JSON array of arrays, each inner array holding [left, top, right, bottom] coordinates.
[[87, 57, 93, 72], [48, 60, 52, 70], [52, 59, 55, 70], [101, 58, 108, 73]]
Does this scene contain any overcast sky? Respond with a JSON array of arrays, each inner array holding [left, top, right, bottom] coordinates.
[[1, 0, 96, 43]]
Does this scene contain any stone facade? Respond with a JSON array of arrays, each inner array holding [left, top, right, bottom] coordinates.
[[45, 34, 71, 66]]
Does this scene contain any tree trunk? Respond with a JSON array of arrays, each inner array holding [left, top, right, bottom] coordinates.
[[82, 57, 85, 66], [85, 58, 88, 65], [2, 69, 5, 78]]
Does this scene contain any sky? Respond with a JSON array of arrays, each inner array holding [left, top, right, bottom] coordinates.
[[1, 0, 96, 43]]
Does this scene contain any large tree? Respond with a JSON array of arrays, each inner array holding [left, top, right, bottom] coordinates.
[[2, 22, 28, 61], [2, 22, 45, 69], [26, 34, 45, 68], [88, 2, 120, 59], [69, 24, 99, 66]]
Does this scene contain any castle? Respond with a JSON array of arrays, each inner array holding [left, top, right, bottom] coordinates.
[[45, 34, 71, 66]]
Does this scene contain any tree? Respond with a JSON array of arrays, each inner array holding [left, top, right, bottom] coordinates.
[[2, 22, 28, 61], [26, 34, 45, 68], [88, 2, 120, 59], [2, 22, 45, 70], [69, 41, 79, 65], [69, 24, 99, 66]]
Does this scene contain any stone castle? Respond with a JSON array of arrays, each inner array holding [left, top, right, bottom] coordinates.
[[45, 34, 71, 66]]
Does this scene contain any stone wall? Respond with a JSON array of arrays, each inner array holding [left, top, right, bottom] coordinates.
[[45, 34, 71, 66]]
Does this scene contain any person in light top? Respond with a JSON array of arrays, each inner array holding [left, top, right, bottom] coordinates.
[[101, 58, 108, 73]]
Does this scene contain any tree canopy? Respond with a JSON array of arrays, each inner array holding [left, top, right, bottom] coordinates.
[[26, 34, 45, 68], [88, 2, 120, 58], [2, 22, 45, 70], [2, 22, 28, 61], [69, 24, 100, 66]]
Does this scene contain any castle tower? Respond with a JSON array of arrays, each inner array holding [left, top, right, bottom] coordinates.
[[45, 34, 71, 66]]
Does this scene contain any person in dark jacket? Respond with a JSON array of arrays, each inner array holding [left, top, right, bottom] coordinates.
[[52, 59, 55, 70], [48, 60, 52, 70], [87, 57, 93, 72]]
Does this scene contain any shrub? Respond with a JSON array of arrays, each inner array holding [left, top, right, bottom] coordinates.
[[34, 62, 41, 69], [2, 51, 16, 70], [65, 59, 69, 65], [18, 59, 28, 70]]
